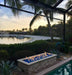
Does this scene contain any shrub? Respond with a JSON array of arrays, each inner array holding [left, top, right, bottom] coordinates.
[[13, 50, 35, 60], [0, 61, 16, 75], [55, 42, 69, 53], [69, 46, 72, 54], [66, 34, 72, 43], [0, 40, 58, 60], [0, 50, 9, 61], [9, 40, 50, 60], [7, 40, 50, 55]]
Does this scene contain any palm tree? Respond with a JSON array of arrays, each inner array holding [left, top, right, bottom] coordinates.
[[6, 0, 57, 41], [66, 0, 72, 17], [43, 10, 53, 41], [66, 0, 72, 9], [28, 0, 57, 41], [6, 0, 23, 16], [29, 11, 42, 32]]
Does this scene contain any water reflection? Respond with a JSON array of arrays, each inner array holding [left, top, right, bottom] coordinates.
[[0, 37, 31, 44]]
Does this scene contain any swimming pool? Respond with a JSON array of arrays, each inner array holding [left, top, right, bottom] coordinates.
[[45, 60, 72, 75]]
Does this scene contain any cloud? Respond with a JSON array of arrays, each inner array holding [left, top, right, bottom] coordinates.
[[0, 0, 69, 30], [0, 15, 32, 30], [0, 15, 48, 30], [54, 13, 63, 20], [0, 7, 13, 18], [0, 12, 66, 31], [0, 9, 3, 13], [2, 15, 9, 19], [57, 0, 68, 9], [0, 0, 4, 4]]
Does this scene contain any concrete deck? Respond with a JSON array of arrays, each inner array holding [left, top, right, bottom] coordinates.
[[35, 57, 72, 75]]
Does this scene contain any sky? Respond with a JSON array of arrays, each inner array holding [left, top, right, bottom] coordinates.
[[0, 0, 69, 31]]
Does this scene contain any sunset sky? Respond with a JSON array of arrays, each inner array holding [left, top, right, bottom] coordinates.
[[0, 0, 69, 31]]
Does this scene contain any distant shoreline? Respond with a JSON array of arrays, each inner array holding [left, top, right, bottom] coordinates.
[[0, 34, 60, 43]]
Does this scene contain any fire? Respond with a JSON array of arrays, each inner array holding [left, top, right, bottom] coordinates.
[[25, 52, 52, 62]]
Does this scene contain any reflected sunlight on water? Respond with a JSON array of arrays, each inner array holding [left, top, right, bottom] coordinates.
[[0, 37, 31, 44]]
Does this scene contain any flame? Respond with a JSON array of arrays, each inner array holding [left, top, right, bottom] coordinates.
[[44, 52, 47, 56], [26, 52, 51, 62], [48, 53, 51, 55]]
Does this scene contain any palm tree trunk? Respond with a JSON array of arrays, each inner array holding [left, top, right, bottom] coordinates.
[[44, 12, 53, 41], [4, 0, 6, 5], [29, 26, 31, 32]]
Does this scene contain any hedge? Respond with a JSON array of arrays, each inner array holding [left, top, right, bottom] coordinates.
[[0, 40, 56, 60]]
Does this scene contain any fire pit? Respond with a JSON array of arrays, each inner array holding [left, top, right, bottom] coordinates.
[[17, 52, 57, 75]]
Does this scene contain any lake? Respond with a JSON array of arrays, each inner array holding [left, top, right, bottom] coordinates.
[[0, 34, 60, 44], [0, 36, 31, 44]]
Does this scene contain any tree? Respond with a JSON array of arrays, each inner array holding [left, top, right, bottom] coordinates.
[[6, 0, 65, 41], [65, 0, 72, 42], [22, 28, 24, 32], [52, 23, 63, 37], [66, 0, 72, 9], [66, 17, 72, 42], [66, 0, 72, 17], [6, 0, 23, 16], [28, 0, 57, 41], [29, 11, 42, 32]]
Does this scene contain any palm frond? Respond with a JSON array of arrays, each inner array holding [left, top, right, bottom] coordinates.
[[30, 11, 42, 27], [23, 1, 40, 14], [0, 61, 16, 75], [49, 11, 53, 21], [66, 0, 72, 8], [7, 0, 23, 16], [40, 0, 57, 6]]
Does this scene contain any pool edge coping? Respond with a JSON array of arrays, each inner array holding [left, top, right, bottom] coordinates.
[[35, 57, 72, 75]]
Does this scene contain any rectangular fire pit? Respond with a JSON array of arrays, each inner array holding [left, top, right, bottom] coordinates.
[[17, 52, 57, 75]]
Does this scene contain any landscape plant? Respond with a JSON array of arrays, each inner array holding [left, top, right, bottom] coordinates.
[[0, 50, 9, 61], [0, 61, 16, 75]]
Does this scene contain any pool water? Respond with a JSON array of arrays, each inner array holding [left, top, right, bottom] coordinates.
[[46, 60, 72, 75]]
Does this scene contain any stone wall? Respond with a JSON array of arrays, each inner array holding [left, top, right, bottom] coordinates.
[[18, 55, 57, 75]]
